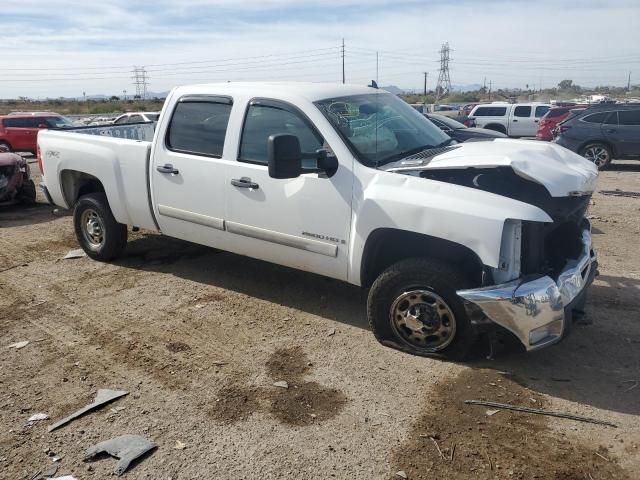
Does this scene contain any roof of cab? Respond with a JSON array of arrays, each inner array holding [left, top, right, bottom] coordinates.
[[170, 82, 382, 102]]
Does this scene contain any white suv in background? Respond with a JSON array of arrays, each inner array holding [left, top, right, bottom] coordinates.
[[468, 102, 551, 137], [112, 112, 161, 124]]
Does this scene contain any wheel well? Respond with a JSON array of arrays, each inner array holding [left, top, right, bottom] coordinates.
[[578, 139, 617, 158], [360, 228, 484, 287], [60, 170, 105, 207], [484, 123, 507, 134]]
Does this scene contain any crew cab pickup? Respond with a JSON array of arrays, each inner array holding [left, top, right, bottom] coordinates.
[[38, 83, 598, 359], [468, 102, 551, 137]]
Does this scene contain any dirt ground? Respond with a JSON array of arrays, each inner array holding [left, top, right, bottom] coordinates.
[[1, 158, 639, 479]]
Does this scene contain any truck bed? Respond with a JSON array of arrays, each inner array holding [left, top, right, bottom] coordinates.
[[38, 124, 158, 231]]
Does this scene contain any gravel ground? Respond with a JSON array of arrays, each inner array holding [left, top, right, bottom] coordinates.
[[1, 158, 638, 479]]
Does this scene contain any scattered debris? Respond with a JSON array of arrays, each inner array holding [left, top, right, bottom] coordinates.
[[485, 409, 500, 416], [8, 340, 29, 349], [600, 190, 640, 198], [63, 249, 87, 260], [42, 465, 58, 477], [327, 328, 336, 336], [428, 435, 446, 460], [595, 451, 610, 462], [464, 400, 617, 428], [586, 215, 601, 220], [48, 389, 128, 432], [395, 471, 408, 479], [211, 361, 227, 366], [0, 263, 29, 274], [273, 381, 289, 389], [27, 413, 49, 422], [85, 434, 156, 476], [174, 440, 186, 450], [50, 476, 77, 480]]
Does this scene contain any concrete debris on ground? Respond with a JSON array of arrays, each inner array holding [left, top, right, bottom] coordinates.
[[63, 249, 86, 260], [395, 471, 408, 478], [327, 328, 336, 336], [485, 409, 500, 416], [27, 413, 49, 422], [48, 389, 128, 432], [273, 380, 289, 389], [84, 434, 156, 476], [8, 340, 30, 349], [174, 440, 186, 450]]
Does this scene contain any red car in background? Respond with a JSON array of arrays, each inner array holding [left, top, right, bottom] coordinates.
[[0, 112, 74, 154], [536, 105, 587, 141]]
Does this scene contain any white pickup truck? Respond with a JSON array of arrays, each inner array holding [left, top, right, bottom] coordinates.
[[38, 83, 598, 359], [468, 102, 551, 137]]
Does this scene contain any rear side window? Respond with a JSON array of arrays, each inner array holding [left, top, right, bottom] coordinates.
[[545, 108, 569, 118], [128, 115, 144, 123], [239, 102, 323, 165], [618, 109, 640, 126], [114, 116, 129, 124], [603, 112, 618, 125], [513, 106, 531, 117], [581, 112, 609, 124], [3, 118, 29, 128], [535, 106, 550, 118], [473, 106, 507, 117], [166, 98, 232, 158]]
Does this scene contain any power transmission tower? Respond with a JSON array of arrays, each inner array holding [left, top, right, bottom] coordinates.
[[435, 42, 452, 102], [131, 66, 149, 99]]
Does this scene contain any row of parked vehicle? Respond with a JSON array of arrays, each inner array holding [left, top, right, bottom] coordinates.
[[423, 101, 640, 170]]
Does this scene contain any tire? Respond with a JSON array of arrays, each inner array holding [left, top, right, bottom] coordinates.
[[0, 141, 12, 152], [484, 124, 507, 135], [581, 143, 612, 170], [367, 257, 477, 361], [19, 179, 36, 204], [73, 192, 127, 261]]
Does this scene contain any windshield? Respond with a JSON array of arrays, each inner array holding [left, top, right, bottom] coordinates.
[[315, 93, 450, 166], [45, 116, 75, 128], [430, 114, 465, 130]]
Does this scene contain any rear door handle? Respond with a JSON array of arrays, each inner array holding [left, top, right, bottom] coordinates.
[[606, 129, 617, 133], [157, 164, 179, 174], [231, 177, 259, 189], [512, 119, 518, 122]]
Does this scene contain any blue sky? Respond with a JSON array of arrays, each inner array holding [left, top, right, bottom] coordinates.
[[1, 0, 639, 98]]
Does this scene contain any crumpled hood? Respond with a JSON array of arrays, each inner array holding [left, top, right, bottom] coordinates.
[[404, 139, 598, 197]]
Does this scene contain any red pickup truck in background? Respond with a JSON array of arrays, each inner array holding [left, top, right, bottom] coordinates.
[[0, 112, 74, 154]]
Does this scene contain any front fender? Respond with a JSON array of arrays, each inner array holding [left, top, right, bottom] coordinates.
[[349, 169, 552, 284]]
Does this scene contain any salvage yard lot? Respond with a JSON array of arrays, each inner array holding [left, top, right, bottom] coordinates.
[[1, 160, 639, 479]]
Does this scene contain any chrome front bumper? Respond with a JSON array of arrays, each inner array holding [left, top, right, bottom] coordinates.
[[457, 226, 597, 351]]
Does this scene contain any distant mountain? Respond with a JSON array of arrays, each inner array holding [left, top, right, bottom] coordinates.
[[451, 84, 483, 92]]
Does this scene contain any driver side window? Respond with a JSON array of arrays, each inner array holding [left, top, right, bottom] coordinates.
[[238, 103, 324, 168]]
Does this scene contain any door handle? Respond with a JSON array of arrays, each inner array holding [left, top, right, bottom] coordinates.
[[512, 119, 518, 122], [534, 119, 539, 123], [606, 129, 617, 133], [231, 177, 260, 189], [156, 164, 179, 174]]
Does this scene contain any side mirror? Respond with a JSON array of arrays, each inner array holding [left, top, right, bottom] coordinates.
[[268, 134, 302, 179]]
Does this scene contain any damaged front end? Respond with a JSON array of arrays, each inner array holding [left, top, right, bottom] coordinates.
[[458, 221, 597, 350], [0, 149, 34, 205], [382, 140, 599, 351]]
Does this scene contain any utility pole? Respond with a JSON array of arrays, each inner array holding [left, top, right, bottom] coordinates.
[[341, 39, 345, 84], [488, 80, 492, 101], [423, 72, 428, 96], [122, 89, 127, 101], [435, 42, 452, 102], [628, 71, 632, 92]]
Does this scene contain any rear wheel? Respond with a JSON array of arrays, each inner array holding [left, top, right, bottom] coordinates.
[[73, 192, 127, 261], [0, 141, 12, 152], [581, 143, 612, 170], [367, 258, 477, 360], [484, 124, 507, 135]]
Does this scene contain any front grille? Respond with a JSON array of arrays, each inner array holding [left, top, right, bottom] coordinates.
[[0, 165, 15, 177]]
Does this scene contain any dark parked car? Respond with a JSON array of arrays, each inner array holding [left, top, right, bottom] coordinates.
[[0, 144, 36, 205], [554, 105, 640, 169], [425, 113, 508, 142]]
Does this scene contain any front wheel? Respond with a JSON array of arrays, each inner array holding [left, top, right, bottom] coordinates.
[[73, 192, 127, 261], [19, 179, 36, 204], [581, 143, 612, 170], [367, 258, 477, 360]]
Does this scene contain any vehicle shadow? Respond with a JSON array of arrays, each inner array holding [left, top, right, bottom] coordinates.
[[116, 233, 369, 331], [607, 160, 640, 172], [116, 234, 639, 415], [0, 202, 57, 228], [471, 273, 640, 416]]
